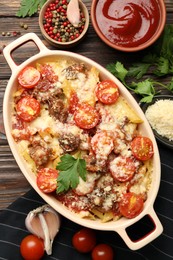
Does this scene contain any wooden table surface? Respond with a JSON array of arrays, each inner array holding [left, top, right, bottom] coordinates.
[[0, 0, 173, 211]]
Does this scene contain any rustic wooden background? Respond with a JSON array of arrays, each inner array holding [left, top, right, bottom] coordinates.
[[0, 0, 173, 211]]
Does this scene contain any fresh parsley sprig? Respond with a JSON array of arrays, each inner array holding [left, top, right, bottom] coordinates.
[[16, 0, 47, 17], [56, 154, 87, 193], [107, 25, 173, 103]]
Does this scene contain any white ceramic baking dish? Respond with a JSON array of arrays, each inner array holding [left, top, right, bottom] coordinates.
[[3, 33, 163, 250]]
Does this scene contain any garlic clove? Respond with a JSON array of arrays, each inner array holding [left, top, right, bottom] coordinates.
[[67, 0, 80, 27], [43, 206, 60, 241], [25, 205, 61, 255]]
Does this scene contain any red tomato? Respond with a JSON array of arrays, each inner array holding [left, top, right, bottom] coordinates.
[[39, 64, 58, 83], [16, 96, 40, 122], [119, 192, 144, 219], [131, 136, 154, 161], [20, 234, 44, 260], [91, 131, 114, 156], [69, 91, 79, 113], [74, 103, 100, 129], [72, 228, 97, 253], [12, 115, 30, 141], [96, 80, 119, 104], [37, 168, 58, 193], [109, 156, 137, 182], [18, 66, 40, 88], [92, 244, 114, 260]]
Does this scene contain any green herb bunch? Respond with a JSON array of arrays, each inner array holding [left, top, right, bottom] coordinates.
[[107, 25, 173, 103]]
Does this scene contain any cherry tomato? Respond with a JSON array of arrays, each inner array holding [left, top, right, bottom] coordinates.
[[96, 80, 119, 104], [20, 234, 44, 260], [72, 228, 97, 253], [37, 168, 58, 193], [119, 192, 144, 219], [131, 136, 154, 161], [18, 66, 40, 89], [91, 131, 114, 157], [109, 156, 137, 182], [39, 64, 58, 83], [69, 91, 79, 113], [16, 96, 40, 122], [74, 103, 100, 129], [12, 115, 30, 141], [91, 244, 114, 260]]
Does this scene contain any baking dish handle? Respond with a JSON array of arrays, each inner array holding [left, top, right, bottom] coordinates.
[[3, 33, 48, 71], [116, 208, 163, 250]]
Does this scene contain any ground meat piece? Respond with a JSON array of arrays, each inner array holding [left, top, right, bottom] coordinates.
[[33, 80, 63, 102], [62, 63, 87, 80], [29, 138, 52, 167], [59, 133, 80, 152], [48, 98, 68, 123], [83, 153, 107, 172]]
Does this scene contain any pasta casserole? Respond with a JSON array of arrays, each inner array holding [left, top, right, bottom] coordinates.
[[11, 58, 154, 222]]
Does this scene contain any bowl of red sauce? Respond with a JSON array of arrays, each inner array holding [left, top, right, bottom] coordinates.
[[91, 0, 166, 52]]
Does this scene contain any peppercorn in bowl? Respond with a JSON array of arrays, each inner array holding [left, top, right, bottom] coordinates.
[[39, 0, 89, 48]]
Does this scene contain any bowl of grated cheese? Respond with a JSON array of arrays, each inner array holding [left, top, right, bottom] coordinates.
[[142, 95, 173, 149]]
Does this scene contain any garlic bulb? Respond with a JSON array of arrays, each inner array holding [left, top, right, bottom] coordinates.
[[25, 205, 61, 255], [67, 0, 80, 27]]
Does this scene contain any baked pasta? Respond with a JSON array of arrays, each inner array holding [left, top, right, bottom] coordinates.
[[12, 58, 154, 222]]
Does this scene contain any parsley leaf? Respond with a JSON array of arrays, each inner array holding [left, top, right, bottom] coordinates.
[[130, 79, 156, 103], [167, 77, 173, 91], [153, 57, 169, 76], [127, 63, 151, 79], [106, 62, 128, 84], [56, 154, 87, 193], [16, 0, 47, 17], [130, 79, 156, 96]]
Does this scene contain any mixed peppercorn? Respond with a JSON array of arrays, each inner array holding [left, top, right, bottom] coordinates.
[[43, 0, 86, 42]]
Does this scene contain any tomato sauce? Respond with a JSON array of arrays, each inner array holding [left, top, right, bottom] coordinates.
[[95, 0, 161, 47]]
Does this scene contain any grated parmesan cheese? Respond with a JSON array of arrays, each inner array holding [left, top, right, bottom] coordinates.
[[145, 99, 173, 141]]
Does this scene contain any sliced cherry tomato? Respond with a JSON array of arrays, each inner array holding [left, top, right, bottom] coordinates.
[[69, 91, 79, 113], [96, 80, 119, 104], [74, 103, 100, 129], [12, 115, 31, 141], [20, 234, 44, 260], [16, 96, 40, 122], [18, 66, 40, 89], [91, 131, 114, 157], [37, 168, 58, 193], [119, 192, 144, 219], [72, 228, 97, 253], [39, 64, 58, 83], [131, 136, 154, 161], [92, 244, 114, 260], [109, 156, 137, 182]]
